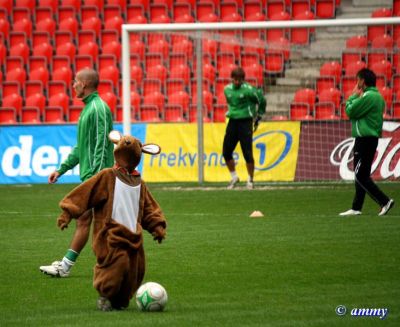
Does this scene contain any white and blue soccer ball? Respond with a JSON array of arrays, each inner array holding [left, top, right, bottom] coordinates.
[[135, 282, 168, 312]]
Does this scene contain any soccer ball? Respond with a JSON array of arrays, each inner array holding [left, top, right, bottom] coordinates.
[[135, 282, 168, 312]]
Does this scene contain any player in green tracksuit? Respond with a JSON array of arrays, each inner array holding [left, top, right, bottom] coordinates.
[[222, 67, 266, 189], [339, 68, 394, 217], [40, 69, 115, 277]]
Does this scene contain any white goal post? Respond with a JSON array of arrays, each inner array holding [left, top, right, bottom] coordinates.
[[121, 17, 400, 183]]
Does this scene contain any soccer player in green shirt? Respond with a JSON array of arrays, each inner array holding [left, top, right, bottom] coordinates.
[[223, 67, 266, 189], [339, 68, 394, 216], [40, 69, 115, 277]]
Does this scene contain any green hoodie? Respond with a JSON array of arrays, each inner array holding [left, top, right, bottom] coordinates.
[[224, 82, 266, 120], [345, 86, 385, 138], [57, 92, 114, 181]]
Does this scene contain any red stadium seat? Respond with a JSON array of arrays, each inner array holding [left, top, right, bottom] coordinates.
[[316, 76, 336, 93], [371, 34, 394, 51], [148, 38, 169, 59], [173, 3, 194, 22], [115, 105, 137, 123], [294, 88, 316, 110], [146, 64, 168, 83], [196, 2, 218, 22], [367, 8, 392, 43], [167, 91, 190, 113], [21, 107, 41, 124], [315, 0, 336, 19], [212, 104, 226, 122], [290, 103, 313, 120], [166, 78, 186, 96], [127, 4, 147, 23], [290, 11, 314, 45], [130, 64, 144, 86], [264, 50, 284, 74], [346, 35, 368, 52], [57, 6, 78, 35], [318, 87, 341, 110], [341, 51, 363, 71], [220, 2, 242, 22], [32, 32, 53, 61], [145, 54, 163, 72], [378, 86, 393, 111], [48, 81, 70, 115], [142, 78, 163, 96], [169, 64, 190, 85], [35, 7, 56, 36], [139, 105, 162, 122], [341, 76, 357, 99], [150, 4, 171, 23], [315, 102, 340, 120], [0, 107, 17, 124], [266, 0, 285, 19], [68, 106, 83, 122], [291, 0, 310, 18], [192, 90, 213, 113], [370, 59, 392, 81], [393, 101, 400, 119], [344, 60, 366, 76], [164, 105, 186, 122], [217, 52, 236, 70], [44, 106, 65, 123], [320, 61, 342, 83], [188, 104, 211, 123], [244, 0, 265, 21], [61, 0, 81, 11], [74, 55, 94, 72], [2, 82, 23, 115], [267, 11, 289, 43]]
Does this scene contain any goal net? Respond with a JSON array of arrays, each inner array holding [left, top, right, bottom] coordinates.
[[121, 17, 400, 183]]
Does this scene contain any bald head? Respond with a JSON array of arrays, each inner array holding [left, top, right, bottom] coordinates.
[[77, 69, 99, 90]]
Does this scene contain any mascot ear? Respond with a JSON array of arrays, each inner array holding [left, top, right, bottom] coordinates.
[[109, 130, 122, 144], [142, 144, 161, 155]]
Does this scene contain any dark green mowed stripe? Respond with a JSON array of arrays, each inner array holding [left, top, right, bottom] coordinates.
[[0, 184, 399, 326]]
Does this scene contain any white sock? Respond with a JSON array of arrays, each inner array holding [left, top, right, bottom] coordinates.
[[230, 171, 238, 179], [61, 257, 75, 272], [248, 176, 253, 183]]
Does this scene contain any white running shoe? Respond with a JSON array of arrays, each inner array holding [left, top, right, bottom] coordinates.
[[227, 176, 239, 189], [246, 180, 254, 190], [339, 209, 362, 216], [379, 199, 394, 216], [39, 261, 70, 277]]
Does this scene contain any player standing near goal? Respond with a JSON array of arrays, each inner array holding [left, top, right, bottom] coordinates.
[[340, 68, 394, 216], [222, 67, 266, 189], [40, 68, 115, 276]]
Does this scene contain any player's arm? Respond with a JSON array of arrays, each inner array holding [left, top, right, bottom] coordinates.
[[90, 102, 113, 175], [53, 145, 80, 181], [248, 87, 266, 116], [345, 92, 374, 119]]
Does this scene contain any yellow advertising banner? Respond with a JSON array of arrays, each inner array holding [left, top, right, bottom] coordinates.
[[142, 122, 300, 182]]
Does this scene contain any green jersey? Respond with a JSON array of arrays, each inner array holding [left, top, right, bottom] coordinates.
[[224, 82, 266, 120], [57, 92, 114, 181], [345, 86, 385, 138]]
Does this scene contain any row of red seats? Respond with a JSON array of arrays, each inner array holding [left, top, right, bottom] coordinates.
[[0, 0, 338, 31], [0, 103, 230, 124]]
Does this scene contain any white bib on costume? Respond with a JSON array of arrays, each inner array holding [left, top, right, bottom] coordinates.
[[112, 178, 141, 233]]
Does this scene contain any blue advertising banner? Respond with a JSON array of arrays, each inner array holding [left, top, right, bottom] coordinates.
[[0, 124, 146, 184]]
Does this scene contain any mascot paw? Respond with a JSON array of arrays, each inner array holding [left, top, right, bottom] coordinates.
[[57, 213, 72, 230], [152, 225, 166, 244]]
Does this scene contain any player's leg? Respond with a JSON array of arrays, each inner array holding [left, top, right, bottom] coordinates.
[[223, 119, 240, 189], [40, 209, 93, 277], [354, 137, 393, 215], [238, 119, 255, 189]]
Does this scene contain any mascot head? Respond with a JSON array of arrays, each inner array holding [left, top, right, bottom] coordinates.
[[109, 130, 160, 173]]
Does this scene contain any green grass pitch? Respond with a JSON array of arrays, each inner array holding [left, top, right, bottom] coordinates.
[[0, 183, 399, 327]]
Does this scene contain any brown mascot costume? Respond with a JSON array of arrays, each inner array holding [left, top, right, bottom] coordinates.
[[56, 130, 167, 311]]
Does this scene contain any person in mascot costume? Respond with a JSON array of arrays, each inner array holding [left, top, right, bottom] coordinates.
[[55, 130, 167, 311]]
